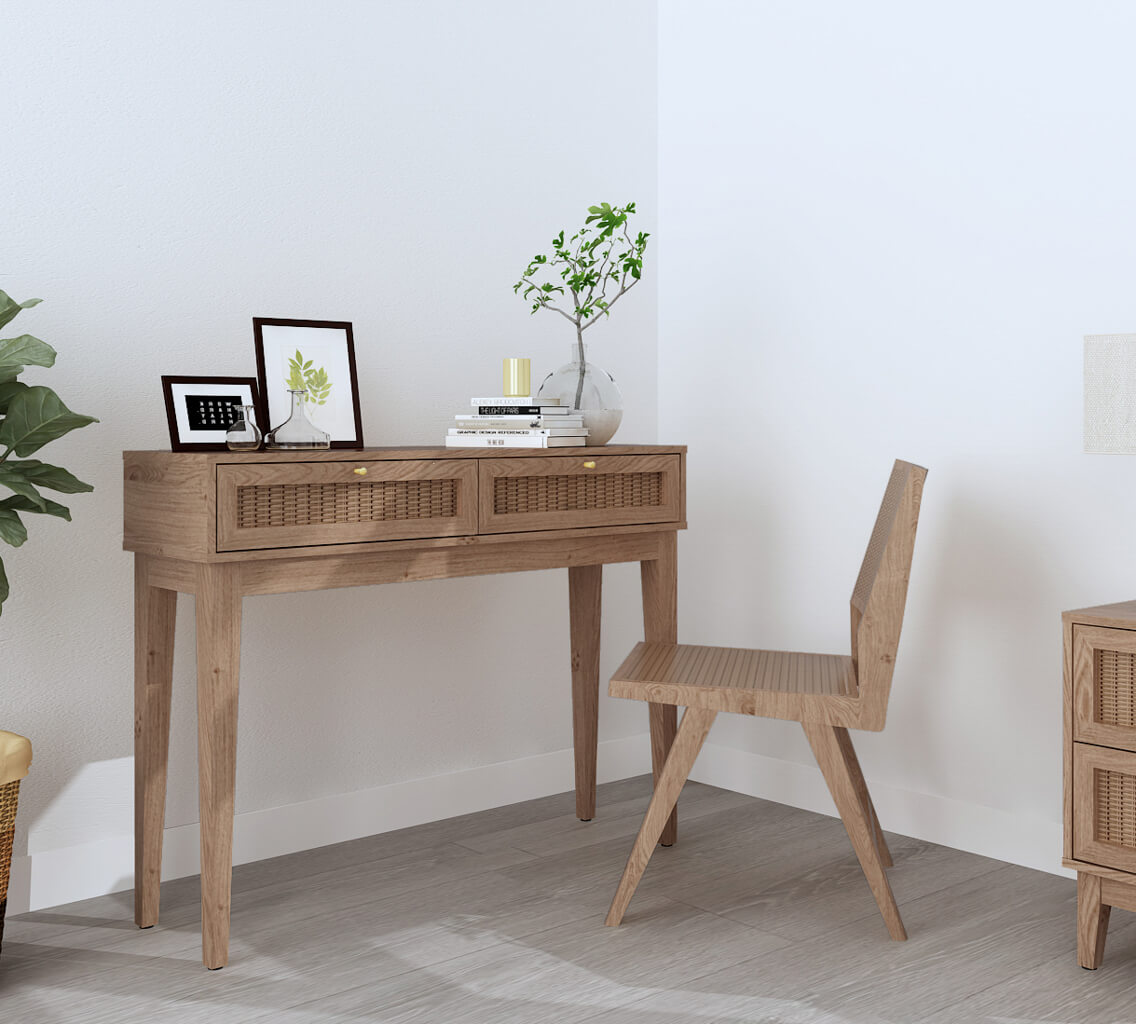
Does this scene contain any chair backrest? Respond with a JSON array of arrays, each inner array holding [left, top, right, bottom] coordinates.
[[849, 459, 927, 728]]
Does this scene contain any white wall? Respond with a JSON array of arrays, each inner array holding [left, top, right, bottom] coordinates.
[[3, 0, 658, 911], [659, 0, 1136, 872]]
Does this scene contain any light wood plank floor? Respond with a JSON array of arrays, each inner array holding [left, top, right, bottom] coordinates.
[[2, 776, 1133, 1023]]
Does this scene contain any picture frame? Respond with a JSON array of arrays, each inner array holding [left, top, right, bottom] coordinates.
[[253, 317, 364, 449], [161, 375, 263, 452]]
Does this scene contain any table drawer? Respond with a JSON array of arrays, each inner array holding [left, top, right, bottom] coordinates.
[[478, 454, 681, 535], [1074, 743, 1136, 872], [217, 459, 478, 551], [1073, 625, 1136, 752]]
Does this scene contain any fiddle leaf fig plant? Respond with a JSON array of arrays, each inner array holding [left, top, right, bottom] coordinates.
[[514, 201, 648, 408], [0, 291, 97, 616]]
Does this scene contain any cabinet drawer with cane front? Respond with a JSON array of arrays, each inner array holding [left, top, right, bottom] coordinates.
[[477, 454, 681, 535], [1073, 743, 1136, 873], [216, 459, 478, 551], [1073, 625, 1136, 753]]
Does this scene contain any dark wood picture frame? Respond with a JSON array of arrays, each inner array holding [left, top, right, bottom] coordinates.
[[161, 375, 263, 452], [252, 317, 365, 449]]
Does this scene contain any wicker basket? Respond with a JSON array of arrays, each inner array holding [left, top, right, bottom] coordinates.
[[0, 778, 20, 955]]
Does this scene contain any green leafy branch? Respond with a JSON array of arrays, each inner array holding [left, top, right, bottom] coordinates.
[[513, 202, 648, 408], [285, 349, 332, 406], [0, 291, 97, 616]]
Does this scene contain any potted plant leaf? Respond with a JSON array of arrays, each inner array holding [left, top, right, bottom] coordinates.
[[514, 202, 648, 444], [0, 291, 97, 614]]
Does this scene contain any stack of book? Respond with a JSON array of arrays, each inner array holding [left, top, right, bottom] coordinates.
[[445, 396, 589, 448]]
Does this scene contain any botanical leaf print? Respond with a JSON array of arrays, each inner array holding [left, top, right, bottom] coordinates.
[[284, 349, 333, 406]]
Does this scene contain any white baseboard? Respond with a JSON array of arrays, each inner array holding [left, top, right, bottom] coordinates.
[[7, 734, 651, 915], [689, 741, 1068, 879], [8, 735, 1067, 916]]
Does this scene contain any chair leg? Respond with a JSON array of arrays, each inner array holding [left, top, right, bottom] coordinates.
[[605, 706, 716, 927], [833, 727, 892, 868], [803, 722, 907, 941]]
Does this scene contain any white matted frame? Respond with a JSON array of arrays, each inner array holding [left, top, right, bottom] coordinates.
[[253, 317, 364, 449], [161, 375, 261, 452]]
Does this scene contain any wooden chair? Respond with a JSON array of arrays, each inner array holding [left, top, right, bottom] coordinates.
[[604, 459, 927, 940]]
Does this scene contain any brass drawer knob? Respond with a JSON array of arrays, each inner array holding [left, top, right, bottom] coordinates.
[[583, 461, 596, 469], [353, 467, 368, 476]]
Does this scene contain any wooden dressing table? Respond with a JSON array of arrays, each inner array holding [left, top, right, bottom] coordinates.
[[124, 444, 686, 968]]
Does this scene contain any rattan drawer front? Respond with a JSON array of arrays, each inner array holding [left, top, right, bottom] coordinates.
[[217, 460, 477, 551], [477, 454, 681, 534], [1073, 743, 1136, 872], [1074, 625, 1136, 752]]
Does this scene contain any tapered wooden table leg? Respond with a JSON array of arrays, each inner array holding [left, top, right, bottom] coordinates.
[[1078, 873, 1111, 969], [642, 533, 679, 847], [134, 556, 177, 929], [568, 565, 602, 821], [195, 563, 242, 970]]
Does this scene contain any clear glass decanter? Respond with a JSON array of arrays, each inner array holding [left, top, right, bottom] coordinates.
[[537, 343, 624, 445], [265, 389, 331, 450], [225, 404, 262, 451]]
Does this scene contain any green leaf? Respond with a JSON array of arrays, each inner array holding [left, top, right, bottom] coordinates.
[[0, 467, 46, 509], [7, 459, 93, 493], [0, 381, 29, 414], [0, 386, 99, 457], [0, 292, 43, 332], [0, 335, 56, 372], [0, 494, 71, 520], [0, 508, 27, 547], [0, 555, 8, 614]]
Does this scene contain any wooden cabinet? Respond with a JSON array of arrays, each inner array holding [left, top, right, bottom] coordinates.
[[1063, 602, 1136, 968]]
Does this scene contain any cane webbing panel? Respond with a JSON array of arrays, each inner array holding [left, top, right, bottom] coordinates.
[[493, 472, 662, 516], [1097, 649, 1136, 728], [614, 642, 857, 697], [0, 780, 20, 903], [1095, 768, 1136, 848], [236, 479, 458, 530]]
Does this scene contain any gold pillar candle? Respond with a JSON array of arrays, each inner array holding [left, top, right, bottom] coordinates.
[[503, 358, 531, 397]]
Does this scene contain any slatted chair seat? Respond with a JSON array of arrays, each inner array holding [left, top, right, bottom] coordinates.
[[612, 642, 859, 721], [604, 459, 927, 941]]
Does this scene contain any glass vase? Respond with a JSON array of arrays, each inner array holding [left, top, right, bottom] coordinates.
[[225, 404, 262, 451], [265, 389, 331, 450], [537, 344, 623, 445]]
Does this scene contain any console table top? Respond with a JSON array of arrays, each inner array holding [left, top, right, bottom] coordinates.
[[123, 443, 686, 463]]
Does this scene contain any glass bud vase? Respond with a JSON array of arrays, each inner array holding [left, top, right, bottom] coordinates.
[[537, 344, 623, 445], [265, 389, 331, 450], [225, 404, 262, 451]]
